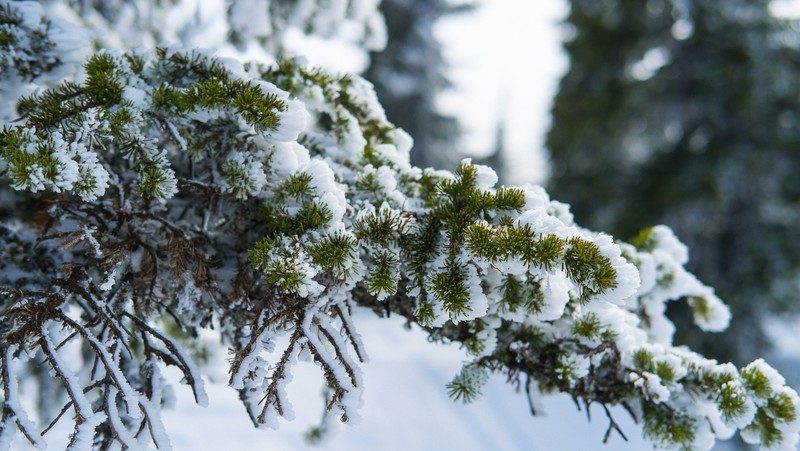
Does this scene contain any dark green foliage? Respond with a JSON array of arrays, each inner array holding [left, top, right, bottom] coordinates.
[[741, 365, 774, 399], [563, 237, 617, 301], [430, 260, 471, 317], [528, 234, 565, 271], [295, 201, 333, 231], [154, 78, 286, 133], [308, 233, 358, 281], [572, 312, 603, 340], [446, 364, 488, 404], [84, 53, 124, 107], [364, 250, 398, 298], [353, 206, 406, 247], [717, 383, 750, 425], [768, 391, 798, 423]]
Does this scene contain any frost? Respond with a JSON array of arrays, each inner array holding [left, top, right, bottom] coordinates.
[[271, 98, 311, 142], [99, 263, 121, 291], [557, 353, 591, 386], [304, 158, 348, 231], [743, 359, 786, 396], [81, 225, 102, 257], [267, 141, 311, 176], [1, 346, 46, 451]]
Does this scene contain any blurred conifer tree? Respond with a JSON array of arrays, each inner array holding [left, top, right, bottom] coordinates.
[[365, 0, 470, 170], [547, 0, 800, 366]]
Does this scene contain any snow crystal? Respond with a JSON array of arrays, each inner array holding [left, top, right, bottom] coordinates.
[[1, 346, 46, 451], [388, 128, 413, 156], [264, 140, 310, 176], [221, 151, 267, 199], [344, 76, 387, 121], [99, 263, 122, 291], [463, 263, 490, 322], [105, 386, 138, 448], [583, 302, 647, 355], [719, 380, 757, 429], [164, 119, 187, 151], [546, 200, 574, 225], [622, 244, 656, 295], [558, 353, 590, 386], [42, 333, 108, 451], [75, 147, 111, 201], [81, 225, 103, 257], [688, 290, 731, 332], [122, 86, 148, 109], [630, 371, 670, 403]]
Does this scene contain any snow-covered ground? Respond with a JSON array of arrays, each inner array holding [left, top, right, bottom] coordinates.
[[159, 309, 654, 451], [13, 308, 749, 450]]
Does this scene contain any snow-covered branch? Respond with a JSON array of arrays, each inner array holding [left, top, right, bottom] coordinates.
[[0, 1, 798, 450]]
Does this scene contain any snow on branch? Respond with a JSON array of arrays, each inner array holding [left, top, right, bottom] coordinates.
[[0, 2, 798, 449]]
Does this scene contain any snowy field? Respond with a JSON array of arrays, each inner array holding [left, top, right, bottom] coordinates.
[[160, 310, 655, 451], [14, 310, 654, 450]]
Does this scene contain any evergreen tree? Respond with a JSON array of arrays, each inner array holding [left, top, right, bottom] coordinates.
[[547, 0, 800, 366], [1, 1, 799, 450]]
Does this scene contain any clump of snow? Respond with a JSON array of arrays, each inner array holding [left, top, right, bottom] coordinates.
[[589, 233, 641, 305], [533, 272, 570, 322]]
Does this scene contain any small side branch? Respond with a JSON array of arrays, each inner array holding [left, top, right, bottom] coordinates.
[[601, 403, 628, 444]]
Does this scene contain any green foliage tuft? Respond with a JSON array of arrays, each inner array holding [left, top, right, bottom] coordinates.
[[364, 250, 398, 299], [741, 366, 773, 399], [447, 364, 488, 404], [572, 313, 602, 340], [429, 260, 471, 318], [308, 233, 358, 281], [642, 401, 697, 449], [767, 391, 797, 423], [563, 237, 617, 301], [743, 408, 784, 448]]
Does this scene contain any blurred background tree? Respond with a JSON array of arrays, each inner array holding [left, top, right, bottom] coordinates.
[[547, 0, 800, 369], [366, 0, 472, 170]]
